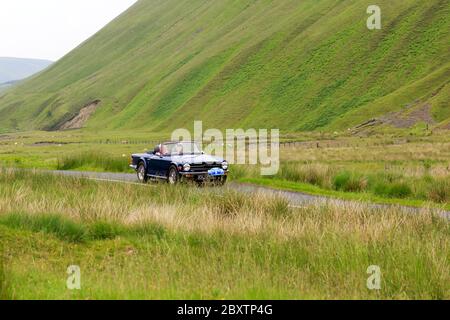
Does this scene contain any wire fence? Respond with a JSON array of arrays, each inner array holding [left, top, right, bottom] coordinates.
[[93, 138, 411, 149]]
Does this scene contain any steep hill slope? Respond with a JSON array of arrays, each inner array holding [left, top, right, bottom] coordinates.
[[0, 57, 52, 84], [0, 0, 448, 133]]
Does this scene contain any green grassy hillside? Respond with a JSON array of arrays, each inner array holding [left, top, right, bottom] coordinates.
[[0, 0, 448, 133]]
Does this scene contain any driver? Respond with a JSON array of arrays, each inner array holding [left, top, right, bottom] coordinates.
[[174, 143, 184, 155], [160, 144, 169, 156]]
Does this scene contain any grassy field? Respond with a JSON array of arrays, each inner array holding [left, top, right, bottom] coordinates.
[[1, 0, 448, 301], [0, 0, 448, 132], [1, 129, 448, 210], [235, 131, 450, 210], [0, 168, 448, 299]]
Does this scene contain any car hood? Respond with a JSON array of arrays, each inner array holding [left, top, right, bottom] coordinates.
[[172, 154, 224, 164]]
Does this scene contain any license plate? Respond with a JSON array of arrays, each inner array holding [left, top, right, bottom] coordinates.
[[208, 168, 224, 176]]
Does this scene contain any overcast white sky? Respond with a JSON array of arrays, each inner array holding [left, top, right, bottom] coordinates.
[[0, 0, 138, 61]]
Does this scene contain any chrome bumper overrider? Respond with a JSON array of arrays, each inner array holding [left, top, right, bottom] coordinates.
[[180, 171, 228, 176]]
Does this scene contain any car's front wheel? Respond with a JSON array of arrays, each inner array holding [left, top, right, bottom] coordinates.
[[217, 175, 227, 186], [210, 175, 227, 187], [167, 166, 179, 185], [137, 162, 148, 183]]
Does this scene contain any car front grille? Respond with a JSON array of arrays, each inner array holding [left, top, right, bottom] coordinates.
[[190, 162, 221, 172]]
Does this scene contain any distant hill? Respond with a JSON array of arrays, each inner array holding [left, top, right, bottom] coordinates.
[[0, 57, 52, 84], [0, 80, 18, 93], [0, 0, 448, 132]]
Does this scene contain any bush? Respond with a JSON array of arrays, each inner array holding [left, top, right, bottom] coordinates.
[[131, 223, 167, 240], [278, 163, 331, 187], [427, 179, 449, 203], [373, 182, 412, 199], [0, 244, 10, 300], [332, 171, 367, 192], [57, 151, 128, 172], [388, 183, 412, 198], [229, 165, 249, 180], [88, 221, 123, 240], [0, 213, 87, 242], [213, 192, 250, 217], [265, 197, 291, 219]]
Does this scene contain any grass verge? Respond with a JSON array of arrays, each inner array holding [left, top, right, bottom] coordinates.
[[238, 177, 450, 211], [0, 169, 448, 299]]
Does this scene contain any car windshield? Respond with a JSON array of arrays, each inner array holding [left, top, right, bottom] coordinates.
[[162, 142, 202, 156]]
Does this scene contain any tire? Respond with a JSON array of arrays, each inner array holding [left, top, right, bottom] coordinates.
[[167, 166, 179, 185], [137, 162, 148, 183], [196, 180, 205, 188], [212, 175, 227, 187], [218, 175, 227, 186]]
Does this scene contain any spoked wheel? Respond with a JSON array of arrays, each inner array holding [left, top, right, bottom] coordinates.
[[168, 166, 179, 185], [196, 180, 205, 188], [217, 176, 227, 186], [211, 176, 227, 187], [137, 163, 148, 183]]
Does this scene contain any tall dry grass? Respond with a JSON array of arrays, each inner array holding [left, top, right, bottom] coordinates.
[[234, 139, 450, 203], [0, 168, 448, 299], [1, 168, 446, 239]]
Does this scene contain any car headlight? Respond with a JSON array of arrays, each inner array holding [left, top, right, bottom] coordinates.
[[222, 161, 228, 170], [183, 163, 191, 172]]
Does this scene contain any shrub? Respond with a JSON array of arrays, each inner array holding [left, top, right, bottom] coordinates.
[[388, 183, 412, 198], [213, 192, 249, 217], [131, 223, 167, 240], [373, 182, 412, 198], [265, 197, 291, 219], [229, 165, 249, 180], [302, 166, 325, 186], [278, 163, 331, 187], [88, 221, 123, 240], [57, 151, 127, 172], [427, 179, 449, 203], [0, 213, 87, 242], [0, 244, 10, 300], [332, 171, 367, 192], [279, 163, 303, 182], [422, 160, 432, 172], [333, 171, 351, 190]]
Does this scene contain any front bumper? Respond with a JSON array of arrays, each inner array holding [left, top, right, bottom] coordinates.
[[180, 171, 228, 180], [180, 171, 228, 176], [130, 164, 228, 179]]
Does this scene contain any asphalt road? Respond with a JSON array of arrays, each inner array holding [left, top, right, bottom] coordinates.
[[42, 169, 450, 219]]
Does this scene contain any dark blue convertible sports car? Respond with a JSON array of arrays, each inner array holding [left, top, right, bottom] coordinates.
[[130, 141, 228, 185]]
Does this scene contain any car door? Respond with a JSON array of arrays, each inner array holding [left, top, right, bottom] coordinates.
[[149, 154, 168, 177], [147, 154, 161, 176], [158, 155, 172, 177]]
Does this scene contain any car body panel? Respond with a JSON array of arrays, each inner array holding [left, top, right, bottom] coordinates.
[[130, 142, 228, 182]]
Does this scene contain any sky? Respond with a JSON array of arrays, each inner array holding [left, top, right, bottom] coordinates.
[[0, 0, 138, 61]]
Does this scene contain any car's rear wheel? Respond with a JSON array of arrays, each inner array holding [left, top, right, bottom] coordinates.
[[137, 162, 148, 183], [168, 166, 179, 185]]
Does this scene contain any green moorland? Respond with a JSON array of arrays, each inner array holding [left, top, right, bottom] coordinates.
[[0, 0, 449, 300], [0, 169, 448, 299], [0, 0, 449, 132], [0, 129, 448, 210]]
